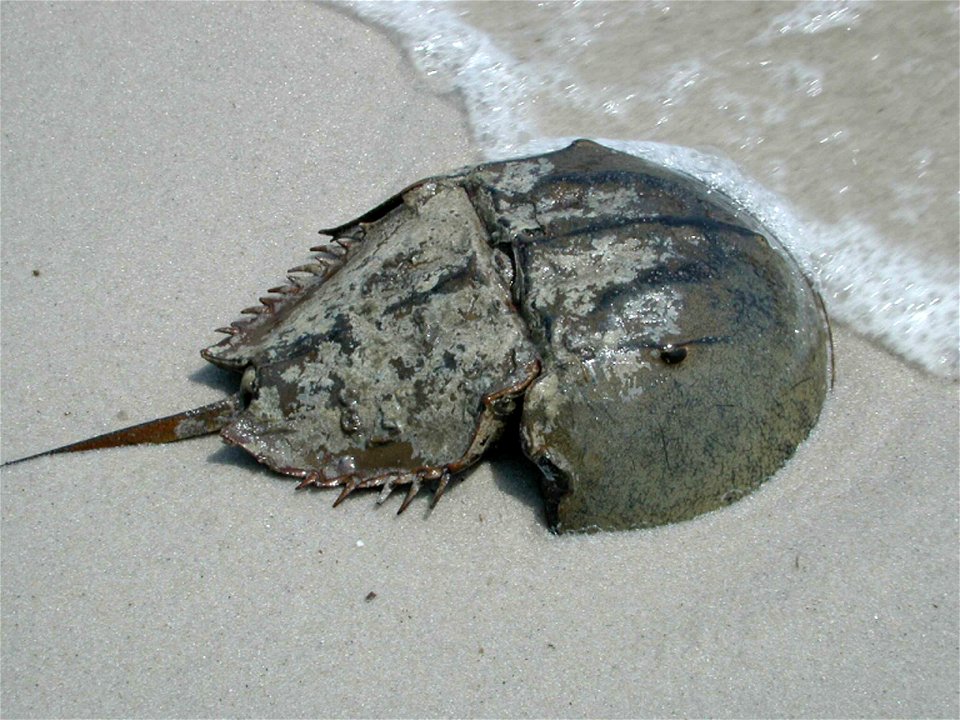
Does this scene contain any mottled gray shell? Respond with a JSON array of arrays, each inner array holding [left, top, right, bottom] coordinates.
[[203, 140, 830, 533]]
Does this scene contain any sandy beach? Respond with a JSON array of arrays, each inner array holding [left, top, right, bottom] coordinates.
[[2, 3, 957, 718]]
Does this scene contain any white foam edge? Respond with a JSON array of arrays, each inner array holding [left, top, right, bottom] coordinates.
[[345, 1, 538, 153]]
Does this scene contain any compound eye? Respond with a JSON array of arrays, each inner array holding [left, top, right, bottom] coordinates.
[[658, 345, 688, 365]]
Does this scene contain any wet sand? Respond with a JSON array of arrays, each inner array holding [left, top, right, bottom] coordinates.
[[2, 4, 957, 717]]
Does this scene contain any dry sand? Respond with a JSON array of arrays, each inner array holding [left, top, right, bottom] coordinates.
[[1, 3, 957, 718]]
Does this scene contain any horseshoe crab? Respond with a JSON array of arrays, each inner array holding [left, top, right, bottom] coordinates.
[[4, 140, 830, 533]]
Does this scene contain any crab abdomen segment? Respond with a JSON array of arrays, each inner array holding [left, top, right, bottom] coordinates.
[[218, 182, 539, 488]]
